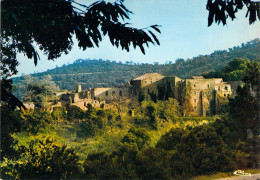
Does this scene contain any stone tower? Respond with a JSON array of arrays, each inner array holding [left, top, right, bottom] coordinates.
[[77, 84, 82, 93]]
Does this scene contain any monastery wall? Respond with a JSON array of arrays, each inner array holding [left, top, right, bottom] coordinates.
[[36, 73, 240, 116], [93, 87, 131, 101]]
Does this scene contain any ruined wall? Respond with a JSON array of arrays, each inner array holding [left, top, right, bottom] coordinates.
[[130, 80, 141, 96], [49, 73, 235, 115], [215, 83, 232, 98], [93, 87, 131, 101], [185, 78, 217, 116], [130, 73, 165, 101], [139, 73, 165, 88]]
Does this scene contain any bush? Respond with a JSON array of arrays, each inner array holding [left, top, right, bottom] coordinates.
[[135, 148, 171, 179], [1, 138, 81, 179], [121, 127, 150, 150], [1, 106, 23, 160], [20, 109, 53, 134], [0, 158, 22, 180], [51, 106, 67, 122], [81, 106, 105, 137], [67, 105, 85, 121], [156, 116, 248, 176]]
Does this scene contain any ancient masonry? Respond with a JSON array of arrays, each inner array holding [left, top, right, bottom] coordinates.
[[26, 73, 242, 116]]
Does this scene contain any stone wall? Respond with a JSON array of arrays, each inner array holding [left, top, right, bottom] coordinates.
[[42, 73, 236, 116], [184, 78, 216, 116], [93, 86, 131, 101]]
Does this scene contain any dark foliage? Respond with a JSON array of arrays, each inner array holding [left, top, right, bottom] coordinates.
[[207, 0, 260, 26], [229, 61, 260, 137], [1, 138, 81, 179], [66, 105, 85, 120], [156, 116, 246, 176], [1, 79, 25, 110], [1, 0, 160, 110], [80, 105, 106, 137], [0, 106, 23, 160], [121, 127, 150, 150], [82, 115, 248, 179], [20, 110, 53, 134], [1, 0, 160, 78]]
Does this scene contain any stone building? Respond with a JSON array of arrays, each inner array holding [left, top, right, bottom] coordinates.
[[183, 76, 232, 116], [49, 73, 240, 116]]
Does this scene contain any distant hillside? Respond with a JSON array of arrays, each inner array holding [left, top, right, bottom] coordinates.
[[13, 38, 260, 91]]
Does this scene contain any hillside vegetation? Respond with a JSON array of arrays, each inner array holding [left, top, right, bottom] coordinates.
[[13, 39, 260, 92], [2, 56, 259, 179]]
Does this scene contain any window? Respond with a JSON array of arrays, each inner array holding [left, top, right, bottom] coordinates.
[[208, 84, 210, 88], [194, 84, 196, 87], [105, 91, 108, 96], [119, 91, 122, 96], [194, 91, 196, 95], [225, 86, 228, 90], [208, 91, 210, 95], [144, 81, 147, 84], [224, 94, 226, 96], [194, 106, 196, 110], [112, 91, 115, 95], [194, 99, 196, 102]]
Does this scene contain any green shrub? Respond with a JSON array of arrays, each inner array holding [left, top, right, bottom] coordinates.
[[52, 106, 67, 122], [156, 117, 247, 176], [81, 106, 105, 137], [0, 158, 22, 180], [121, 127, 150, 150], [1, 138, 81, 179], [67, 105, 85, 120], [20, 109, 53, 134]]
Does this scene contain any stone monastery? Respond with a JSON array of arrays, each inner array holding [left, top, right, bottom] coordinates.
[[45, 73, 241, 116]]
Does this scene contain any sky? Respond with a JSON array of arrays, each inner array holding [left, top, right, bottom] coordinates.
[[16, 0, 260, 76]]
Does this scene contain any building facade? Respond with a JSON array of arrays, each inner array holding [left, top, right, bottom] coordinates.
[[42, 73, 241, 116]]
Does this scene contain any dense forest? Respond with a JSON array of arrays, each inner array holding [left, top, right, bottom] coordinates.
[[13, 39, 260, 93]]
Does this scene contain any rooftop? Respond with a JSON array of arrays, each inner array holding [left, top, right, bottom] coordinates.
[[133, 73, 164, 80], [192, 76, 205, 79]]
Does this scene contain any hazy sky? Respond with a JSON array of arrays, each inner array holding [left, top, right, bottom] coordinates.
[[16, 0, 260, 76]]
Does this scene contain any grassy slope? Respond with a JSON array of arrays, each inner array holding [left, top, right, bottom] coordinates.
[[12, 116, 215, 160]]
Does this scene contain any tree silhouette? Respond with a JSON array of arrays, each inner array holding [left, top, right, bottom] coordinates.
[[1, 0, 161, 108], [207, 0, 260, 26], [1, 0, 259, 109], [1, 0, 160, 78]]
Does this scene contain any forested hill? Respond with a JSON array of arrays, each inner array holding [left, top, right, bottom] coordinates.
[[13, 39, 260, 91]]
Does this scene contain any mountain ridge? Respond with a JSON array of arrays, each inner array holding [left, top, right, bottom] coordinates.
[[13, 38, 260, 91]]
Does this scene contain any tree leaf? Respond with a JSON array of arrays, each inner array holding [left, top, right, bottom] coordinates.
[[149, 30, 160, 45], [150, 25, 161, 33]]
